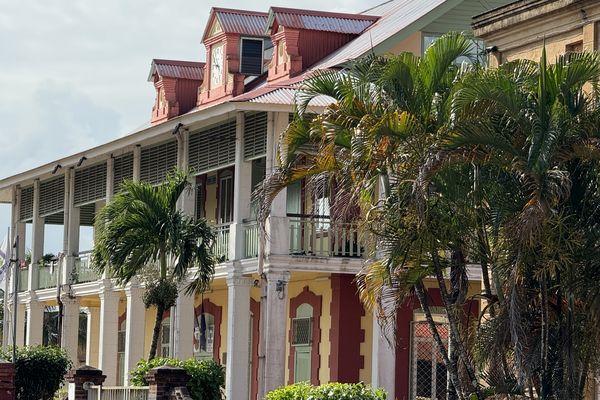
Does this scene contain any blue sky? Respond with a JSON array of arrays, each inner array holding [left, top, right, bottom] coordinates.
[[0, 0, 380, 254]]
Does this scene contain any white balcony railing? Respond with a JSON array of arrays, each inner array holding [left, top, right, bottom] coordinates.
[[242, 220, 259, 259], [289, 215, 363, 258], [74, 251, 100, 283], [87, 385, 149, 400], [213, 223, 231, 262], [18, 268, 28, 292], [37, 264, 58, 289]]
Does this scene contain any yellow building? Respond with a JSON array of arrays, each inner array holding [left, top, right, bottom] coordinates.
[[0, 1, 510, 399]]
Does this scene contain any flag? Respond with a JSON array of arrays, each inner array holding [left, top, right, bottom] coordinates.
[[0, 234, 9, 286]]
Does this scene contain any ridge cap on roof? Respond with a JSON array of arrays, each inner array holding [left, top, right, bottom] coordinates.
[[212, 7, 269, 16], [269, 6, 379, 20], [152, 59, 205, 67], [359, 0, 396, 15]]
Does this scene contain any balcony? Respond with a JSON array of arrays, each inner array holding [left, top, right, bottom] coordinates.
[[73, 251, 100, 284], [213, 224, 230, 262], [288, 214, 363, 258], [18, 268, 28, 292], [37, 264, 58, 290], [242, 220, 259, 259]]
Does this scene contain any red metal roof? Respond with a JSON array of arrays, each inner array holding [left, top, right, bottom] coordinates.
[[267, 7, 378, 35], [148, 59, 205, 81], [206, 8, 269, 39]]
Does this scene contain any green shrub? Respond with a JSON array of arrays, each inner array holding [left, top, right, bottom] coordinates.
[[1, 346, 72, 400], [265, 382, 386, 400], [130, 357, 224, 400]]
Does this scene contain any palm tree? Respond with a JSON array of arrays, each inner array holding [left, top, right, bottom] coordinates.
[[255, 33, 484, 399], [92, 170, 216, 360], [422, 49, 600, 398]]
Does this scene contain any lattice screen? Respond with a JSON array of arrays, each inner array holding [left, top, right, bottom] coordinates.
[[74, 162, 107, 206], [292, 317, 313, 346], [244, 112, 267, 160], [39, 176, 65, 217], [140, 140, 178, 185], [188, 119, 236, 174], [411, 321, 449, 400]]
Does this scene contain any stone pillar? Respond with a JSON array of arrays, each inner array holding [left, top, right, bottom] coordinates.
[[173, 293, 195, 361], [25, 298, 43, 345], [263, 270, 290, 395], [66, 366, 106, 400], [29, 179, 43, 291], [86, 306, 100, 367], [98, 289, 120, 385], [61, 296, 81, 365], [0, 361, 16, 400], [124, 284, 145, 385], [225, 273, 252, 400], [133, 145, 141, 181], [146, 366, 191, 400], [371, 314, 395, 399]]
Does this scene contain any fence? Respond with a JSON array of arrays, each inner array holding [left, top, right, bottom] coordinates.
[[87, 386, 149, 400]]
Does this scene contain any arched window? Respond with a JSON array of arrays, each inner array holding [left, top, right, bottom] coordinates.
[[193, 313, 215, 361], [292, 303, 313, 382], [159, 315, 171, 358]]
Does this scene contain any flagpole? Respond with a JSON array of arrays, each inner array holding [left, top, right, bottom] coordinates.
[[11, 235, 18, 363]]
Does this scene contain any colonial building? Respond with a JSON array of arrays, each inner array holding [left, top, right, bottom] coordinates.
[[0, 1, 509, 399]]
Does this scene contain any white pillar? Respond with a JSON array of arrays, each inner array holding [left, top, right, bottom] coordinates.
[[14, 303, 25, 347], [133, 145, 141, 181], [177, 133, 195, 217], [25, 298, 44, 345], [86, 306, 100, 367], [230, 111, 253, 260], [29, 179, 43, 291], [106, 157, 114, 202], [225, 273, 252, 400], [124, 284, 145, 385], [173, 293, 195, 360], [66, 169, 80, 283], [98, 288, 120, 385], [61, 296, 80, 365], [263, 270, 290, 394], [371, 314, 396, 399]]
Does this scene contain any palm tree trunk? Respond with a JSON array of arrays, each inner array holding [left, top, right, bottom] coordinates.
[[148, 304, 165, 361]]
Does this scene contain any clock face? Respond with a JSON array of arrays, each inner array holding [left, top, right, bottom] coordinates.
[[211, 45, 223, 88]]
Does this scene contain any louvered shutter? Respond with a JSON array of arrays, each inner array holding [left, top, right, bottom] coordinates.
[[79, 203, 96, 226], [244, 112, 267, 160], [39, 176, 65, 217], [113, 153, 133, 193], [74, 163, 107, 206], [140, 141, 178, 185], [19, 186, 34, 222], [188, 119, 236, 174], [240, 39, 263, 75]]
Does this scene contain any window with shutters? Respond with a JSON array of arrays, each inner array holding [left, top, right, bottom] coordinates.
[[159, 318, 171, 358], [218, 170, 234, 224], [39, 176, 65, 217], [240, 38, 264, 75], [244, 112, 267, 160], [194, 313, 215, 361], [140, 140, 178, 185], [74, 162, 107, 206], [113, 153, 133, 193], [20, 186, 34, 222], [188, 119, 236, 174], [195, 176, 206, 219], [293, 303, 313, 383]]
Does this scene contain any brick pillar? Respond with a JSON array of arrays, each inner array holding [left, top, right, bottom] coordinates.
[[66, 366, 106, 400], [0, 361, 16, 400], [146, 366, 190, 400]]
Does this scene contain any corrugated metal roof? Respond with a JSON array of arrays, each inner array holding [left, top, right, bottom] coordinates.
[[268, 7, 378, 34], [248, 87, 334, 107], [311, 0, 449, 70], [214, 8, 269, 37], [148, 59, 204, 81]]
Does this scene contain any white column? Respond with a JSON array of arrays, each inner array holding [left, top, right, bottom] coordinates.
[[173, 293, 195, 361], [14, 303, 25, 347], [106, 157, 114, 202], [61, 296, 80, 364], [265, 112, 289, 256], [25, 298, 44, 345], [371, 314, 396, 399], [66, 169, 80, 283], [133, 145, 141, 181], [86, 306, 100, 367], [177, 133, 195, 216], [98, 288, 120, 385], [230, 111, 253, 260], [263, 270, 290, 394], [124, 284, 145, 385], [225, 273, 252, 400], [29, 179, 43, 291]]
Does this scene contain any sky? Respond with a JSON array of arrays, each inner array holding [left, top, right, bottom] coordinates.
[[0, 0, 381, 254]]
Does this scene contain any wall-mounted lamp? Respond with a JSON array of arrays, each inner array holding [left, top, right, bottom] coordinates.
[[76, 156, 87, 167], [172, 122, 184, 135], [52, 164, 62, 174], [485, 45, 499, 54], [276, 279, 287, 300]]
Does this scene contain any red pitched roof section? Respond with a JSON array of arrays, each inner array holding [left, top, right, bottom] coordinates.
[[266, 7, 378, 35], [149, 59, 204, 125], [202, 8, 269, 42]]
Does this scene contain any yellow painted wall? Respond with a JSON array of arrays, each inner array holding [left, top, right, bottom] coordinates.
[[143, 307, 154, 356], [194, 277, 229, 363], [205, 172, 218, 224], [285, 272, 332, 385], [359, 310, 373, 383], [386, 31, 423, 56], [503, 28, 583, 63]]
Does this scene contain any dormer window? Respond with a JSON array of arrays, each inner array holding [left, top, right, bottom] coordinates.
[[240, 38, 264, 75], [211, 44, 224, 87]]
